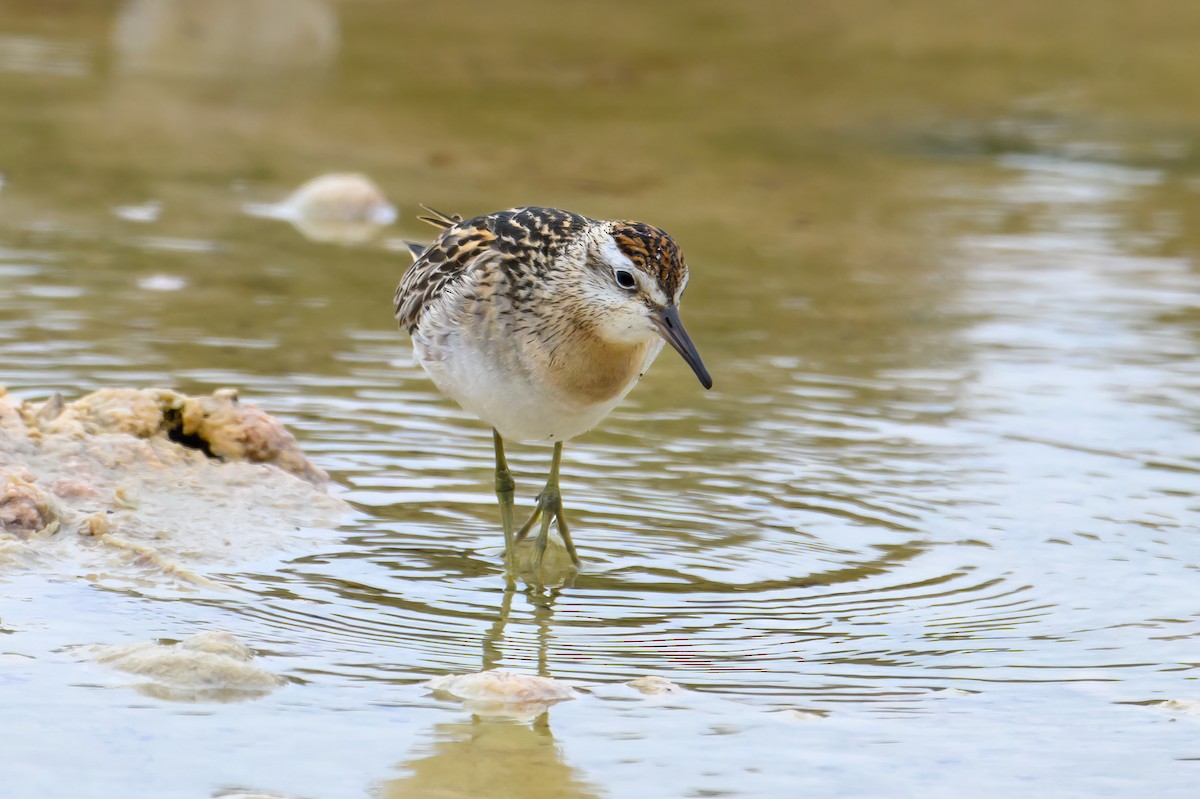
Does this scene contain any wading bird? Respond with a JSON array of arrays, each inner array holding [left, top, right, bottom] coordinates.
[[395, 206, 711, 572]]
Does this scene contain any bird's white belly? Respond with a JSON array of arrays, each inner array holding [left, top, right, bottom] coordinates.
[[413, 335, 662, 444]]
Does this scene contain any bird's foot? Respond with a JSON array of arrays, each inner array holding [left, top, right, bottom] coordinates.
[[512, 484, 581, 573]]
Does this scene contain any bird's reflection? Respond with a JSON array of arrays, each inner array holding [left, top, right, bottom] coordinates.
[[382, 583, 599, 799], [507, 538, 580, 590], [484, 582, 563, 677], [380, 712, 599, 799]]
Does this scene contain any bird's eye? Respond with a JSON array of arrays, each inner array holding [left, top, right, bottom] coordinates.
[[614, 269, 637, 290]]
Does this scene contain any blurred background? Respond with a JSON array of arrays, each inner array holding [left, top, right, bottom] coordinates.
[[1, 2, 1198, 798]]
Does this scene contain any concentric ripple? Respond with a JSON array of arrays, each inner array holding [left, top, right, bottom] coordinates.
[[3, 146, 1198, 729], [4, 5, 1200, 798]]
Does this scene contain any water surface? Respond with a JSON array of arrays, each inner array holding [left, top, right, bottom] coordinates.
[[1, 2, 1198, 797]]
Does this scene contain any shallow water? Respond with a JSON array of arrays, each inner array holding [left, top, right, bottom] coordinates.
[[2, 2, 1199, 797]]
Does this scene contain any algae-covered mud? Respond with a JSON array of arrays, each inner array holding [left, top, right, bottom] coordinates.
[[2, 2, 1199, 798]]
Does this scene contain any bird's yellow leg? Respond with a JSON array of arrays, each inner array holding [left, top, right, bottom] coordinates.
[[517, 441, 581, 570], [555, 505, 580, 567], [532, 500, 555, 571], [513, 493, 543, 545], [493, 430, 517, 557]]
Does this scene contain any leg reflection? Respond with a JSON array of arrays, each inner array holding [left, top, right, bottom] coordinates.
[[383, 585, 597, 799]]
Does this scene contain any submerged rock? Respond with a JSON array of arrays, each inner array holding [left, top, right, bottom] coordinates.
[[1155, 699, 1200, 716], [770, 707, 829, 721], [243, 173, 397, 244], [91, 631, 285, 702], [428, 670, 577, 720], [114, 0, 338, 77], [0, 385, 348, 585], [626, 675, 685, 695]]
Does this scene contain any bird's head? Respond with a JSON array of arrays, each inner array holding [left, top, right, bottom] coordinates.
[[581, 220, 713, 390]]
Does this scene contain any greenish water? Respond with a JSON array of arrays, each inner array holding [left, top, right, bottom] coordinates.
[[2, 1, 1199, 797]]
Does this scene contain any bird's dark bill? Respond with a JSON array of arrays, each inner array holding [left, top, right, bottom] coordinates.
[[653, 305, 713, 389]]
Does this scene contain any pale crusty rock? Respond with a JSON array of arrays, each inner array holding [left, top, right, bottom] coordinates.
[[0, 470, 61, 539], [178, 629, 257, 659], [0, 385, 348, 586], [91, 631, 285, 702], [115, 0, 338, 77], [29, 387, 175, 439], [428, 670, 577, 703], [428, 670, 577, 721], [626, 675, 685, 695], [0, 387, 25, 436], [770, 707, 829, 721], [177, 389, 326, 485], [243, 173, 397, 245], [1156, 699, 1200, 716], [17, 387, 326, 486]]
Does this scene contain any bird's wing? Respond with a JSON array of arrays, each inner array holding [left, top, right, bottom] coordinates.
[[393, 217, 500, 334], [401, 240, 428, 261], [394, 207, 593, 334]]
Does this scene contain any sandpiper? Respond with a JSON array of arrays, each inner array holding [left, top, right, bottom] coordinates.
[[394, 206, 711, 571]]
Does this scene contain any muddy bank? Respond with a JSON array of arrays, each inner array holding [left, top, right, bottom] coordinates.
[[0, 386, 349, 584]]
